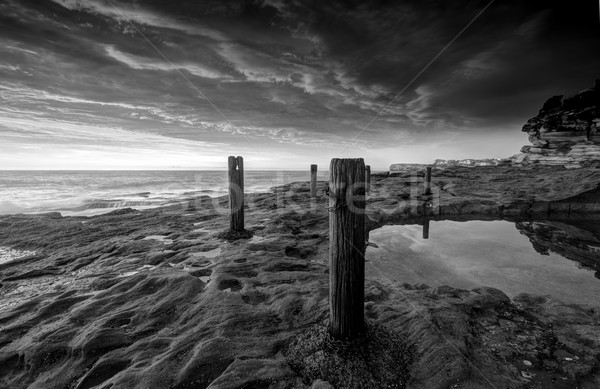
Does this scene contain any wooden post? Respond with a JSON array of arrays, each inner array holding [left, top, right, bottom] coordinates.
[[310, 164, 318, 198], [228, 156, 244, 232], [329, 158, 366, 340], [365, 165, 371, 193], [424, 166, 432, 195], [423, 219, 430, 239]]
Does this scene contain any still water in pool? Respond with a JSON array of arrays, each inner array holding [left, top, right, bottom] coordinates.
[[366, 220, 600, 306]]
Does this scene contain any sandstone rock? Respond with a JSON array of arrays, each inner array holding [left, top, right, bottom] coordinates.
[[528, 135, 549, 148], [514, 80, 600, 168], [0, 173, 599, 389]]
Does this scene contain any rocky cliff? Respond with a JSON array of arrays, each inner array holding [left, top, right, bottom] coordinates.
[[512, 80, 600, 168]]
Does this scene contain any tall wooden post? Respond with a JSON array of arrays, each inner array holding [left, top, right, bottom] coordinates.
[[329, 158, 366, 340], [310, 164, 318, 198], [228, 156, 244, 232], [424, 166, 432, 195], [365, 165, 371, 193]]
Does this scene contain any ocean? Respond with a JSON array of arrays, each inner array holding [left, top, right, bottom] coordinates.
[[0, 170, 329, 217]]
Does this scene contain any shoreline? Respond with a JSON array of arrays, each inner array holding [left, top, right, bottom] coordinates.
[[0, 165, 599, 388]]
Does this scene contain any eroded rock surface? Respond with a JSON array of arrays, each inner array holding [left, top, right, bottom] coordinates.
[[0, 177, 599, 388]]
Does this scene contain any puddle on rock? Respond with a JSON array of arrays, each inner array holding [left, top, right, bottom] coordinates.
[[367, 220, 600, 306]]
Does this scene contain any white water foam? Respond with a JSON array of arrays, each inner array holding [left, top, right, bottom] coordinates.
[[0, 170, 329, 217]]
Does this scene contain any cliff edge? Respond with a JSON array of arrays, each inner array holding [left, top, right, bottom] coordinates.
[[512, 80, 600, 168]]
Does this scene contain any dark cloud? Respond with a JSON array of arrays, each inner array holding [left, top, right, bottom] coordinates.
[[1, 0, 598, 168]]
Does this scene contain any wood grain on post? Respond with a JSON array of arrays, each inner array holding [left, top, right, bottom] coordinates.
[[424, 166, 432, 195], [310, 164, 318, 198], [228, 156, 244, 232], [365, 165, 371, 193], [329, 158, 366, 340]]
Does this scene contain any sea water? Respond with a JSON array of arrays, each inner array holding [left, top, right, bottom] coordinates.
[[0, 170, 329, 216]]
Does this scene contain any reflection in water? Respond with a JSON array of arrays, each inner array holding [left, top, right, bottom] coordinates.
[[366, 220, 600, 306], [422, 219, 429, 240], [516, 220, 600, 278]]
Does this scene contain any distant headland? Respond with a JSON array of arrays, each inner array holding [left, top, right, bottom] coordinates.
[[391, 80, 600, 172]]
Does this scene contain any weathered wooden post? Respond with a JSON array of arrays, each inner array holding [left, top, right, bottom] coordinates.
[[228, 156, 244, 232], [310, 164, 318, 198], [365, 165, 371, 193], [424, 166, 432, 195], [423, 219, 430, 239], [329, 158, 366, 340]]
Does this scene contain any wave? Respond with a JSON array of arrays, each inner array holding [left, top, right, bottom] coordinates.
[[0, 170, 314, 217], [71, 200, 162, 210]]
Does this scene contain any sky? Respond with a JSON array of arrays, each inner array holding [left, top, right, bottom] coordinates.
[[0, 0, 599, 170]]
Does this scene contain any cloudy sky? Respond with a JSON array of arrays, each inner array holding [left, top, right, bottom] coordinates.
[[1, 0, 599, 170]]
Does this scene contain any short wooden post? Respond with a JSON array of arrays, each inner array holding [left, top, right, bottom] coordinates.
[[228, 156, 244, 232], [423, 219, 430, 239], [424, 166, 432, 195], [365, 165, 371, 193], [329, 158, 366, 340], [310, 164, 318, 198], [421, 201, 429, 216]]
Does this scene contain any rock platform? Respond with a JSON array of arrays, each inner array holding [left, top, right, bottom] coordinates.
[[1, 168, 599, 388]]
